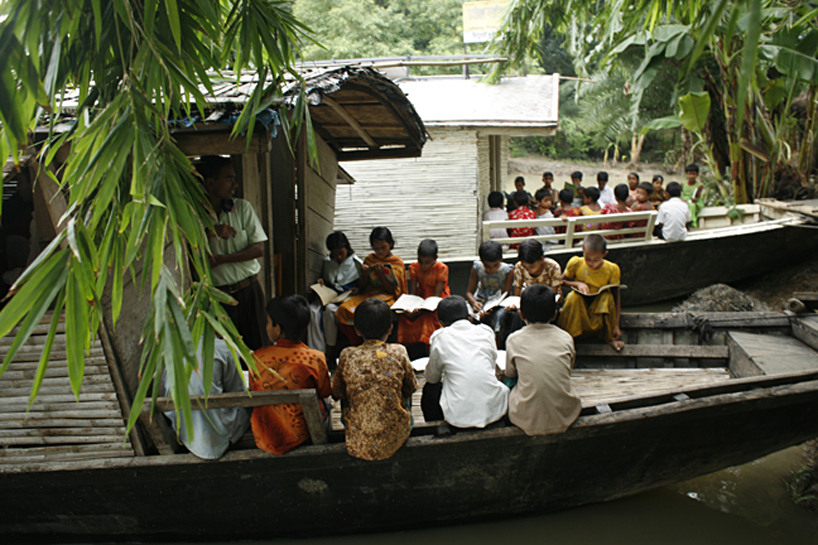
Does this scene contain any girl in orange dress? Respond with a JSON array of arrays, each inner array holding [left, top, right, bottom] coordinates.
[[335, 227, 406, 344], [398, 239, 451, 356]]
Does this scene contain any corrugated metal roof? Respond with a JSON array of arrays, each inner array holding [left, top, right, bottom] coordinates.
[[395, 74, 560, 129]]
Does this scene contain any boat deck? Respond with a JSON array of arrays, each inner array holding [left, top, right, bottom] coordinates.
[[331, 366, 734, 431]]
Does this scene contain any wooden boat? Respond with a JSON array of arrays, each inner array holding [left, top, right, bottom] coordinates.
[[2, 310, 818, 542], [452, 200, 818, 305]]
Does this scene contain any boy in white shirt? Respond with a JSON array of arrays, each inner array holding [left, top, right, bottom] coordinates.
[[421, 296, 509, 428], [656, 182, 690, 242], [596, 171, 617, 206]]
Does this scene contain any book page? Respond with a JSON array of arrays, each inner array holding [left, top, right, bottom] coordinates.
[[391, 294, 425, 312], [570, 284, 627, 298], [482, 291, 508, 313], [420, 296, 443, 311], [331, 290, 354, 305], [310, 283, 340, 306], [501, 296, 521, 309]]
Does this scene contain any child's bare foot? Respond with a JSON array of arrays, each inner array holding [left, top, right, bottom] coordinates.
[[606, 339, 625, 351]]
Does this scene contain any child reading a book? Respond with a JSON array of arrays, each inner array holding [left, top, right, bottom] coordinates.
[[421, 296, 508, 428], [332, 298, 418, 461], [600, 184, 632, 239], [397, 239, 451, 357], [466, 240, 514, 339], [336, 227, 407, 345], [307, 231, 363, 354], [557, 234, 623, 351], [503, 285, 581, 436], [251, 295, 332, 455], [511, 239, 562, 297]]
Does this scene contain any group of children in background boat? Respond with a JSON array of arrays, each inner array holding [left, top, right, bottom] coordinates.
[[491, 164, 704, 245]]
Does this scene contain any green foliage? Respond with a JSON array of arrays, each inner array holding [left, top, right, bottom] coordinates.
[[293, 0, 463, 61], [0, 0, 313, 434]]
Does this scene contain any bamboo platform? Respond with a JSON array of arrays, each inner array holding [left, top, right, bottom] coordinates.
[[0, 313, 135, 465], [330, 366, 733, 431]]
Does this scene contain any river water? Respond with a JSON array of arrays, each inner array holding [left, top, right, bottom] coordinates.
[[156, 445, 816, 545]]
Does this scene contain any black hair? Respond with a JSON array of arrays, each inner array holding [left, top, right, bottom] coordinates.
[[542, 171, 554, 180], [513, 190, 530, 206], [514, 176, 526, 186], [613, 183, 630, 202], [354, 298, 392, 340], [437, 295, 469, 326], [517, 239, 543, 264], [266, 295, 310, 340], [597, 171, 609, 183], [369, 226, 395, 249], [571, 171, 583, 180], [558, 188, 574, 204], [488, 191, 504, 208], [685, 163, 700, 173], [479, 240, 503, 262], [326, 231, 354, 254], [666, 181, 682, 197], [520, 285, 556, 324], [534, 187, 552, 201], [583, 186, 600, 202], [418, 239, 438, 258], [652, 174, 664, 184], [628, 172, 640, 182], [195, 155, 232, 182], [637, 181, 654, 195], [583, 233, 607, 253]]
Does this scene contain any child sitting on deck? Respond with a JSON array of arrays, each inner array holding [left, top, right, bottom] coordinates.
[[580, 186, 602, 231], [557, 234, 624, 351], [600, 184, 633, 240], [332, 298, 418, 461], [655, 182, 690, 242], [629, 181, 655, 235], [534, 187, 556, 250], [503, 285, 581, 436], [683, 164, 705, 228], [398, 239, 451, 358], [335, 226, 406, 345], [554, 188, 582, 235], [508, 190, 537, 248], [649, 175, 669, 207], [484, 191, 509, 250], [307, 231, 363, 355], [421, 296, 509, 428], [626, 172, 640, 206], [466, 240, 514, 340], [251, 295, 332, 455]]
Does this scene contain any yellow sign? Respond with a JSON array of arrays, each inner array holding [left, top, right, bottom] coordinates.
[[463, 1, 510, 44]]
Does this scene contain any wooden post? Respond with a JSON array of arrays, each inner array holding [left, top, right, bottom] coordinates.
[[644, 211, 657, 241], [565, 219, 576, 248]]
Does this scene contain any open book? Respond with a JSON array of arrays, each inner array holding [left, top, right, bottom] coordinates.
[[310, 283, 354, 306], [570, 284, 627, 299], [482, 292, 522, 313], [391, 294, 442, 313]]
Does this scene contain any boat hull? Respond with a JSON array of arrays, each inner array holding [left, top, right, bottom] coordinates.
[[448, 221, 818, 305], [2, 375, 818, 542]]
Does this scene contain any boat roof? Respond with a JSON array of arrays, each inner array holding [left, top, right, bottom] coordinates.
[[393, 74, 560, 135]]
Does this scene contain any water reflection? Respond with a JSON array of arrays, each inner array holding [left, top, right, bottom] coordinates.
[[162, 446, 816, 545]]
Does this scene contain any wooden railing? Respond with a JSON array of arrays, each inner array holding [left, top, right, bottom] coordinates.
[[482, 210, 658, 249]]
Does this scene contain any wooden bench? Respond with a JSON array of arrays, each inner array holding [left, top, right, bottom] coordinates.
[[141, 389, 329, 454], [0, 313, 137, 465], [482, 210, 658, 249], [696, 204, 761, 229]]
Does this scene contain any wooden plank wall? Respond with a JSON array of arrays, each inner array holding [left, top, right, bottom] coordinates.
[[335, 127, 481, 262], [303, 135, 339, 290], [0, 313, 136, 465]]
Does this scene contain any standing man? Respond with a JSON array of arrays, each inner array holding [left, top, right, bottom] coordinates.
[[198, 155, 268, 350]]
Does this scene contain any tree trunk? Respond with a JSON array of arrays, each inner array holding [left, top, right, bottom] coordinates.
[[628, 133, 646, 168]]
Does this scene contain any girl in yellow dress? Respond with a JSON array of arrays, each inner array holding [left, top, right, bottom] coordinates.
[[557, 234, 624, 351]]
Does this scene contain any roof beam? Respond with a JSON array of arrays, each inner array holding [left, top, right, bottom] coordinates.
[[321, 96, 378, 148]]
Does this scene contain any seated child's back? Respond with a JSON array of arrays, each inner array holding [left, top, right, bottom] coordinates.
[[424, 296, 508, 428], [505, 285, 581, 435], [332, 298, 418, 461], [252, 295, 332, 455]]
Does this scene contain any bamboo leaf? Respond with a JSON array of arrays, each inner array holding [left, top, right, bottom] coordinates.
[[735, 0, 761, 133], [66, 266, 90, 398], [28, 291, 66, 408]]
